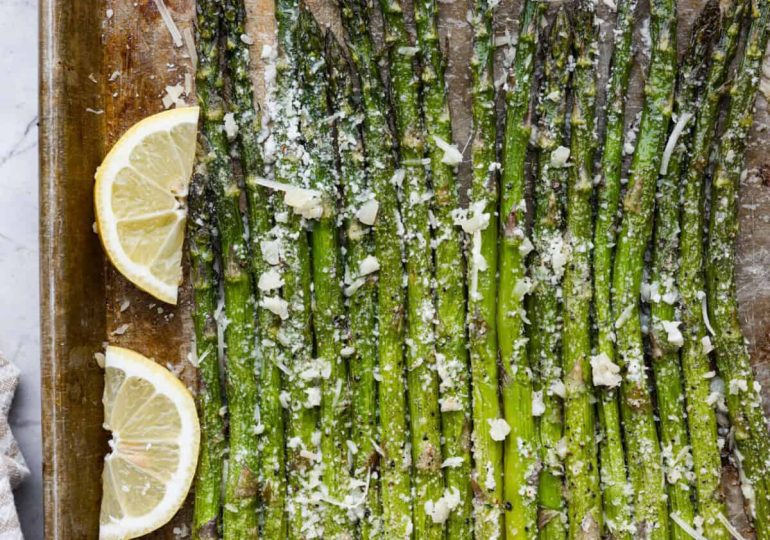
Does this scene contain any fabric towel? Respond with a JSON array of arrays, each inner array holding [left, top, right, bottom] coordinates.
[[0, 354, 29, 540]]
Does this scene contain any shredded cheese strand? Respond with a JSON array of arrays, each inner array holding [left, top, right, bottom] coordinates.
[[670, 512, 707, 540], [717, 513, 748, 540], [660, 112, 693, 175], [153, 0, 184, 47]]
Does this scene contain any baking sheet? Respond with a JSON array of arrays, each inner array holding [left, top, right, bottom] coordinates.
[[39, 0, 770, 536]]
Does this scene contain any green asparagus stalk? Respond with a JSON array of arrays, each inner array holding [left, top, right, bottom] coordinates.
[[377, 2, 445, 537], [339, 1, 412, 536], [706, 0, 770, 532], [648, 5, 719, 536], [188, 180, 226, 540], [591, 0, 636, 535], [611, 0, 677, 532], [221, 0, 288, 536], [190, 3, 227, 538], [326, 30, 382, 539], [497, 0, 542, 536], [193, 0, 259, 535], [271, 0, 322, 535], [467, 0, 503, 535], [529, 9, 570, 540], [562, 0, 602, 535], [413, 0, 474, 534], [678, 0, 748, 536], [295, 9, 354, 538]]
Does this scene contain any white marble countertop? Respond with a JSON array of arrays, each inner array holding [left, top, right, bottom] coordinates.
[[1, 0, 44, 538]]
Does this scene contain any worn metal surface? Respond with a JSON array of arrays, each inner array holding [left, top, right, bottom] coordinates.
[[40, 0, 769, 536]]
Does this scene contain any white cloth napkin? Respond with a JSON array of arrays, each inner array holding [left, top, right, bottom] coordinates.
[[0, 354, 29, 540]]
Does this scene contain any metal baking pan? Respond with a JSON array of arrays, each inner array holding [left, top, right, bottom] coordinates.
[[39, 0, 770, 537]]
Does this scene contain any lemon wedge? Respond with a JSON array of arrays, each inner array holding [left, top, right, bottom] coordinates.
[[99, 346, 200, 540], [94, 107, 199, 304]]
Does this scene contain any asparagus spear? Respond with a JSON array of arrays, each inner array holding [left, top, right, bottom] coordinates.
[[497, 0, 542, 536], [295, 9, 354, 537], [187, 9, 226, 540], [706, 0, 770, 531], [221, 0, 288, 535], [327, 30, 382, 539], [190, 3, 227, 538], [529, 9, 570, 540], [413, 0, 474, 534], [188, 180, 225, 540], [271, 0, 322, 534], [562, 0, 602, 534], [611, 0, 677, 531], [466, 0, 503, 535], [648, 5, 719, 536], [378, 2, 445, 537], [591, 0, 636, 535], [339, 1, 412, 536], [192, 0, 260, 536], [678, 0, 748, 535]]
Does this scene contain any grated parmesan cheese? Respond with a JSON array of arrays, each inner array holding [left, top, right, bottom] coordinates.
[[660, 113, 693, 175], [440, 397, 462, 412], [356, 199, 379, 225], [258, 269, 284, 291], [590, 352, 622, 388], [717, 513, 748, 540], [671, 512, 707, 540], [256, 178, 323, 220], [162, 83, 186, 109], [260, 239, 282, 266], [615, 304, 634, 329], [358, 255, 380, 276], [519, 236, 534, 257], [153, 0, 184, 47], [661, 320, 684, 348], [550, 379, 566, 399], [305, 387, 321, 408], [550, 146, 571, 168], [728, 379, 748, 395], [513, 277, 532, 299], [424, 488, 461, 524], [698, 291, 716, 336], [532, 391, 545, 416], [94, 352, 106, 369], [182, 27, 197, 67], [433, 135, 463, 166], [488, 418, 511, 441], [223, 112, 238, 140], [261, 296, 289, 320], [441, 457, 464, 468]]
